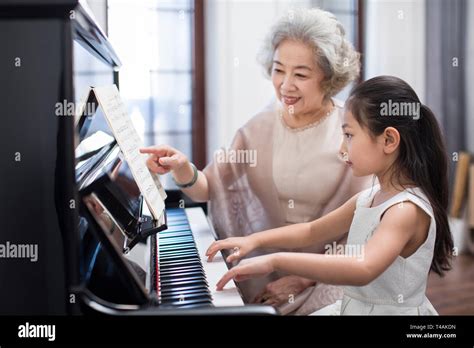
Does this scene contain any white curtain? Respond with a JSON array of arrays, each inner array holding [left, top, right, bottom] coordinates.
[[364, 0, 426, 101]]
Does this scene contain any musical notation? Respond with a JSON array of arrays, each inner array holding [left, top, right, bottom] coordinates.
[[92, 85, 166, 220]]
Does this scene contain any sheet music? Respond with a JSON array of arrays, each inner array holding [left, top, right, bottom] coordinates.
[[92, 85, 166, 220]]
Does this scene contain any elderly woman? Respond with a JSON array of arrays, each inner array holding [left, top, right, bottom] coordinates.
[[140, 8, 371, 315]]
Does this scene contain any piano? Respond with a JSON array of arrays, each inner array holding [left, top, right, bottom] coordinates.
[[0, 0, 276, 315]]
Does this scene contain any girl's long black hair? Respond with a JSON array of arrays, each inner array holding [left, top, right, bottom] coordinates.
[[347, 75, 453, 276]]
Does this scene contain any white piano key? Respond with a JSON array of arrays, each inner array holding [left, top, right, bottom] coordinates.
[[184, 207, 244, 307]]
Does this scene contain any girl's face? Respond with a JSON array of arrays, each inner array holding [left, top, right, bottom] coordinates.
[[271, 40, 326, 117], [340, 110, 388, 177]]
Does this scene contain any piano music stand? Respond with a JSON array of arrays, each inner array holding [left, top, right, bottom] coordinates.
[[75, 91, 168, 253]]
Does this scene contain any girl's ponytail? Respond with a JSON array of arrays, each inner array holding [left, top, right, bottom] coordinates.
[[416, 104, 453, 275]]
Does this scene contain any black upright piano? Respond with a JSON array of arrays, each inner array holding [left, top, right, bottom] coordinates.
[[0, 0, 276, 316]]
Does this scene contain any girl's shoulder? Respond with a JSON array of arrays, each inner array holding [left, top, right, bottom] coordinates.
[[356, 185, 434, 219], [397, 187, 434, 220]]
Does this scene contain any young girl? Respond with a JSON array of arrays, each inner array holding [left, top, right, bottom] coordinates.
[[206, 75, 454, 315]]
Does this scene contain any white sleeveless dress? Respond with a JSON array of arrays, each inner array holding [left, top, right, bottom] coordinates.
[[311, 184, 438, 315]]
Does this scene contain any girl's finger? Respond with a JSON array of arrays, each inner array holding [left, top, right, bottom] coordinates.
[[216, 269, 236, 290], [205, 242, 217, 256], [207, 240, 234, 261], [234, 273, 254, 282], [207, 250, 218, 262], [206, 242, 222, 262], [226, 253, 240, 263]]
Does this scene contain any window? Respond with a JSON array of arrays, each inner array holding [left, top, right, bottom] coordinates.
[[312, 0, 363, 100], [107, 0, 204, 188]]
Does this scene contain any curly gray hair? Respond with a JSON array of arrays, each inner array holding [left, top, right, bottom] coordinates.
[[258, 8, 360, 98]]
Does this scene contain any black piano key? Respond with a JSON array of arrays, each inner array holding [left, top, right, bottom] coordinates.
[[160, 274, 204, 283], [160, 293, 212, 304], [159, 256, 200, 263], [156, 209, 216, 308], [159, 243, 196, 250], [159, 250, 197, 257], [159, 268, 205, 277], [160, 278, 208, 288], [159, 231, 192, 238], [158, 252, 200, 260], [159, 233, 192, 240], [159, 237, 194, 245], [160, 257, 201, 264], [160, 299, 212, 308], [159, 251, 198, 258], [159, 249, 198, 257], [159, 244, 197, 252], [159, 284, 209, 294], [160, 287, 211, 298], [159, 260, 201, 268], [172, 299, 213, 306], [159, 271, 205, 280], [166, 213, 187, 219], [166, 220, 189, 227], [160, 275, 207, 285], [161, 225, 191, 233], [159, 257, 202, 265], [159, 263, 202, 271], [160, 254, 198, 265], [160, 230, 191, 237], [159, 265, 203, 275], [159, 245, 196, 253], [160, 294, 211, 304], [159, 260, 203, 269]]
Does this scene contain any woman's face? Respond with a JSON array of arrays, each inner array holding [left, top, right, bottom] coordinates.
[[271, 39, 327, 117]]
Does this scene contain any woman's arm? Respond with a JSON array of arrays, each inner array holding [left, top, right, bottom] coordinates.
[[172, 161, 210, 202], [216, 201, 427, 289], [140, 145, 209, 202]]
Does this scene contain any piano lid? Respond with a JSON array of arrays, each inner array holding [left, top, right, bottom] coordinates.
[[0, 0, 121, 68], [73, 0, 122, 68]]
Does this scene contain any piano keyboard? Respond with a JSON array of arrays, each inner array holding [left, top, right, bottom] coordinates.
[[155, 208, 244, 308]]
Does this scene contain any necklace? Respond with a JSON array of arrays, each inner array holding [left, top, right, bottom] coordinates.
[[279, 102, 335, 133]]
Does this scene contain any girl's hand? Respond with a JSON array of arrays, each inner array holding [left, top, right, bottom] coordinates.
[[139, 145, 188, 175], [206, 236, 258, 263], [215, 254, 277, 291]]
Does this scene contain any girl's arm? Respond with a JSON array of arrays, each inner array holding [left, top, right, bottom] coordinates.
[[206, 193, 359, 262], [216, 201, 428, 289]]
